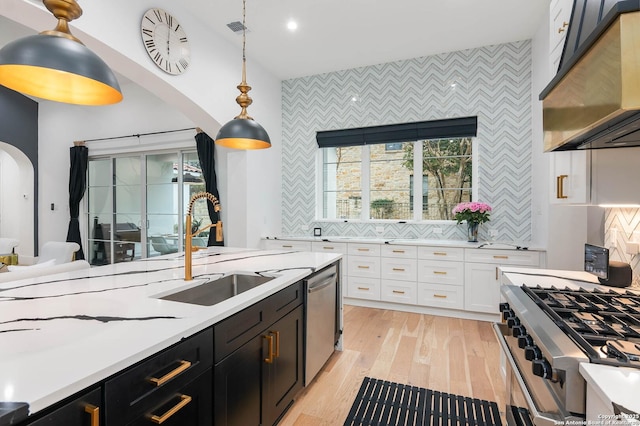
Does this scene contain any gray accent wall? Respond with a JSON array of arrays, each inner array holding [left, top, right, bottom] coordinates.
[[282, 40, 532, 243]]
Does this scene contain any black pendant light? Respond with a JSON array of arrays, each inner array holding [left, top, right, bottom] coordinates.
[[215, 0, 271, 150], [0, 0, 122, 105]]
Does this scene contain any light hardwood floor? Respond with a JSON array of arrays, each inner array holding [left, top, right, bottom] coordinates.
[[279, 305, 506, 425]]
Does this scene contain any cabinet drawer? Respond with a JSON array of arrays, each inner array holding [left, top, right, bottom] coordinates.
[[464, 249, 540, 266], [381, 257, 417, 282], [214, 281, 304, 363], [312, 241, 347, 253], [104, 328, 213, 425], [129, 369, 212, 426], [347, 255, 381, 278], [417, 246, 464, 261], [347, 243, 380, 257], [347, 276, 381, 300], [417, 260, 464, 286], [380, 244, 417, 259], [28, 387, 101, 426], [263, 239, 312, 251], [417, 283, 464, 310], [381, 280, 417, 305]]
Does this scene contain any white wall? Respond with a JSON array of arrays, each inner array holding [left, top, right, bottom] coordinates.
[[1, 0, 283, 251]]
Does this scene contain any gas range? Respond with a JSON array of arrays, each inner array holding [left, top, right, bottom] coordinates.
[[522, 285, 640, 368], [495, 283, 640, 425]]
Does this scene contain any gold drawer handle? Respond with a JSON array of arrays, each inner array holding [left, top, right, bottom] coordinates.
[[264, 334, 275, 364], [493, 255, 508, 260], [434, 294, 447, 299], [84, 404, 100, 426], [357, 286, 370, 291], [357, 265, 370, 269], [433, 271, 447, 275], [357, 248, 370, 251], [392, 290, 405, 295], [323, 246, 334, 250], [274, 331, 280, 358], [392, 250, 405, 253], [433, 252, 447, 256], [557, 174, 568, 199], [392, 268, 405, 272], [149, 394, 192, 424], [148, 360, 191, 387]]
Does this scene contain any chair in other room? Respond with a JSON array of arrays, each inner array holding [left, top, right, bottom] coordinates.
[[150, 236, 179, 255], [36, 241, 80, 265]]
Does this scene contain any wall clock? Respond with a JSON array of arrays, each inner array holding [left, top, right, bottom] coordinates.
[[141, 8, 191, 75]]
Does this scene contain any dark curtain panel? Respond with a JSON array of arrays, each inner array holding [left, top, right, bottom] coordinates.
[[65, 144, 88, 259], [195, 131, 224, 246]]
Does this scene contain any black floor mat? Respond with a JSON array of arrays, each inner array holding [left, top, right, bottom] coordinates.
[[344, 377, 502, 426]]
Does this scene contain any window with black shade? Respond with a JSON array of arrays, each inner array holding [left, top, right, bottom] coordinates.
[[317, 117, 476, 221]]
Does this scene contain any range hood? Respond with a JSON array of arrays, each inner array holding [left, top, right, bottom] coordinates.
[[540, 1, 640, 151]]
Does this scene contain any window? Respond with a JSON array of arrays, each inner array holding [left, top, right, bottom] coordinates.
[[317, 117, 476, 221]]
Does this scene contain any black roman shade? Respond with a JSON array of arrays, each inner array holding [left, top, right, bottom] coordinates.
[[316, 116, 478, 148]]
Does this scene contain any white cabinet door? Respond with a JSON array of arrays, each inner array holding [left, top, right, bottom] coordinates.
[[549, 151, 590, 204], [549, 0, 573, 75], [464, 263, 501, 314]]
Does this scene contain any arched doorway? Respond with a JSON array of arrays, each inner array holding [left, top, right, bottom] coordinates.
[[0, 142, 35, 257]]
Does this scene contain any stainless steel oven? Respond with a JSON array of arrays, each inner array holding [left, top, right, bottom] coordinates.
[[495, 285, 589, 426]]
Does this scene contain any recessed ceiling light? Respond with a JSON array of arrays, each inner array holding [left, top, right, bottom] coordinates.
[[287, 20, 298, 31]]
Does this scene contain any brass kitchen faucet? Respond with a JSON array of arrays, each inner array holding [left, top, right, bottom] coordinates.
[[185, 192, 223, 280]]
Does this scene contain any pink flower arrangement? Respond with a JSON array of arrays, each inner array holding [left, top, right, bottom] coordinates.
[[452, 202, 492, 224]]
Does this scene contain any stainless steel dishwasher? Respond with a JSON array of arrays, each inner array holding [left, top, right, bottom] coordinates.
[[304, 264, 338, 385]]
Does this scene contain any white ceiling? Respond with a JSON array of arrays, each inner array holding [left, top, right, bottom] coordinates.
[[0, 1, 549, 81], [182, 0, 550, 80]]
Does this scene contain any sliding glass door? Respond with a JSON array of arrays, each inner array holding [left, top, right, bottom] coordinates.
[[87, 150, 202, 264]]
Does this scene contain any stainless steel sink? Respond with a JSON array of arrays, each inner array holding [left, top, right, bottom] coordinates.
[[159, 273, 274, 306]]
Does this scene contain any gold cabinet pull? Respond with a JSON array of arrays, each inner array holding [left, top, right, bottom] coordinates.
[[433, 294, 447, 299], [264, 334, 275, 363], [323, 246, 334, 250], [496, 266, 499, 281], [84, 404, 100, 426], [357, 286, 370, 291], [148, 360, 191, 387], [557, 174, 568, 199], [392, 249, 405, 253], [357, 265, 370, 269], [149, 394, 192, 424], [274, 331, 280, 358], [433, 271, 447, 275], [433, 252, 447, 256], [493, 255, 508, 260], [392, 290, 406, 295], [282, 244, 293, 248], [392, 268, 405, 272], [558, 21, 569, 33], [357, 248, 370, 251]]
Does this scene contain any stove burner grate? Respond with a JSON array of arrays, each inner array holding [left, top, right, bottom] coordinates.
[[602, 340, 640, 362]]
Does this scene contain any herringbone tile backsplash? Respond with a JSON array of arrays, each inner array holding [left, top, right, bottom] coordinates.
[[281, 41, 532, 243], [605, 208, 640, 288]]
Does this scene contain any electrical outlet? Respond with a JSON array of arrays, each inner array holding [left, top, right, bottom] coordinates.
[[432, 227, 442, 235], [375, 226, 384, 235], [489, 229, 498, 237], [611, 228, 618, 247]]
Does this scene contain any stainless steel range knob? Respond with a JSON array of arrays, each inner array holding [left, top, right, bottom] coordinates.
[[524, 345, 542, 361], [532, 358, 552, 379]]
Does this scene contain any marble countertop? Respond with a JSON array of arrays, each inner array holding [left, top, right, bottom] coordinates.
[[264, 235, 546, 251], [580, 363, 640, 416], [0, 247, 341, 422]]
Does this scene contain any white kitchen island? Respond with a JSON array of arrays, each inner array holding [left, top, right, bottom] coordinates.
[[0, 247, 342, 425]]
